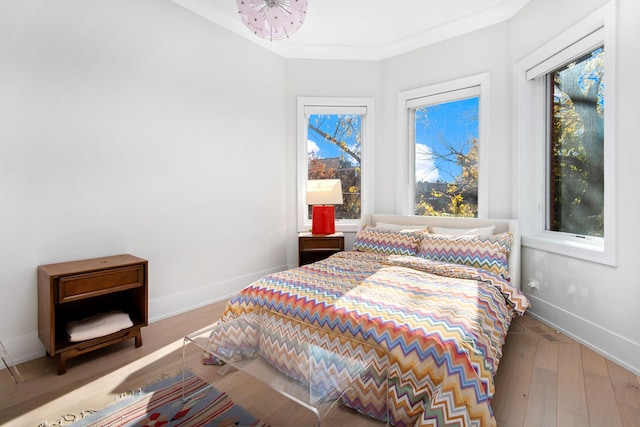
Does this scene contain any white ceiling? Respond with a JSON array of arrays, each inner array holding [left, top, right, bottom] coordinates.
[[171, 0, 531, 60]]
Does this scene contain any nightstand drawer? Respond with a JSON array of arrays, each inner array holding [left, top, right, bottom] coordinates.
[[298, 233, 345, 266], [58, 265, 145, 303], [299, 237, 344, 251]]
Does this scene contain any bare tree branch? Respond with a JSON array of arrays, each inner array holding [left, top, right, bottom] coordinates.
[[308, 122, 361, 164]]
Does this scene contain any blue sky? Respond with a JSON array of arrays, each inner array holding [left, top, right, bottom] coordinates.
[[415, 97, 478, 183]]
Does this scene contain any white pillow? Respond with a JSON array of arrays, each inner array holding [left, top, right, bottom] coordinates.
[[429, 225, 496, 236], [67, 310, 133, 342], [374, 221, 428, 232]]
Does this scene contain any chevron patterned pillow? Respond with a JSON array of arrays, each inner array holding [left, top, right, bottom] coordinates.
[[353, 225, 424, 256], [417, 232, 513, 280]]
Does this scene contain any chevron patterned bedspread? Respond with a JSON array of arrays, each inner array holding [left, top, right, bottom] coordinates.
[[213, 251, 529, 427]]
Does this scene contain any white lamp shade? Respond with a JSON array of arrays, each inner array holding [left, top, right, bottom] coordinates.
[[306, 179, 343, 205]]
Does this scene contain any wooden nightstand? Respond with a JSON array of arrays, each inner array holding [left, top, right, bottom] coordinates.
[[37, 254, 148, 374], [298, 232, 345, 266]]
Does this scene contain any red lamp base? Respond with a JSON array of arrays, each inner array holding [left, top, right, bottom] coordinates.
[[311, 205, 335, 235]]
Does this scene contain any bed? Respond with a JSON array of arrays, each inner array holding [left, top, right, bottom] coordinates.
[[204, 214, 530, 427]]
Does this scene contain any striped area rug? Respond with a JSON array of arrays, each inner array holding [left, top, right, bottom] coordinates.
[[67, 371, 267, 427]]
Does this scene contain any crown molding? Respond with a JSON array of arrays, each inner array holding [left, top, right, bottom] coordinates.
[[171, 0, 530, 61]]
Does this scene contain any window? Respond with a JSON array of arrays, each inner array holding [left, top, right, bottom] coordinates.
[[548, 47, 605, 237], [515, 4, 615, 265], [412, 94, 480, 217], [297, 97, 374, 232], [397, 74, 489, 217]]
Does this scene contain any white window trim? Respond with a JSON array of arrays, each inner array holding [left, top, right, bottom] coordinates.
[[396, 73, 490, 217], [297, 97, 375, 233], [513, 3, 616, 266]]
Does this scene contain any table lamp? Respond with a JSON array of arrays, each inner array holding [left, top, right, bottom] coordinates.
[[306, 179, 343, 235]]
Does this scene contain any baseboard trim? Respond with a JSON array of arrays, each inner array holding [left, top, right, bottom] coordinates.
[[1, 265, 288, 369], [148, 264, 288, 322], [526, 294, 640, 376]]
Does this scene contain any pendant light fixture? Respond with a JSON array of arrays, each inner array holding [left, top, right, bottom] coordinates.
[[236, 0, 308, 41]]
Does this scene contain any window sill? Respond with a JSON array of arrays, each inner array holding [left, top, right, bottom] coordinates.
[[298, 220, 359, 234], [522, 232, 616, 267]]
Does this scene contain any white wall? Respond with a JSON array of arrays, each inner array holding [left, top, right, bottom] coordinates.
[[511, 0, 640, 374], [0, 0, 288, 363]]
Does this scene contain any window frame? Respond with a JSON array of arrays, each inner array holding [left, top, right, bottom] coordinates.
[[297, 97, 375, 233], [514, 3, 616, 266], [397, 73, 490, 217]]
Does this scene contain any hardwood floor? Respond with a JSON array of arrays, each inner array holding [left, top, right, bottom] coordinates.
[[1, 300, 638, 426], [493, 315, 640, 426]]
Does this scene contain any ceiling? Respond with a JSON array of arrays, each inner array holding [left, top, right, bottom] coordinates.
[[171, 0, 531, 60]]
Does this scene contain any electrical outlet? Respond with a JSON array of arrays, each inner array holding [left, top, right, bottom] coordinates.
[[527, 279, 540, 290]]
